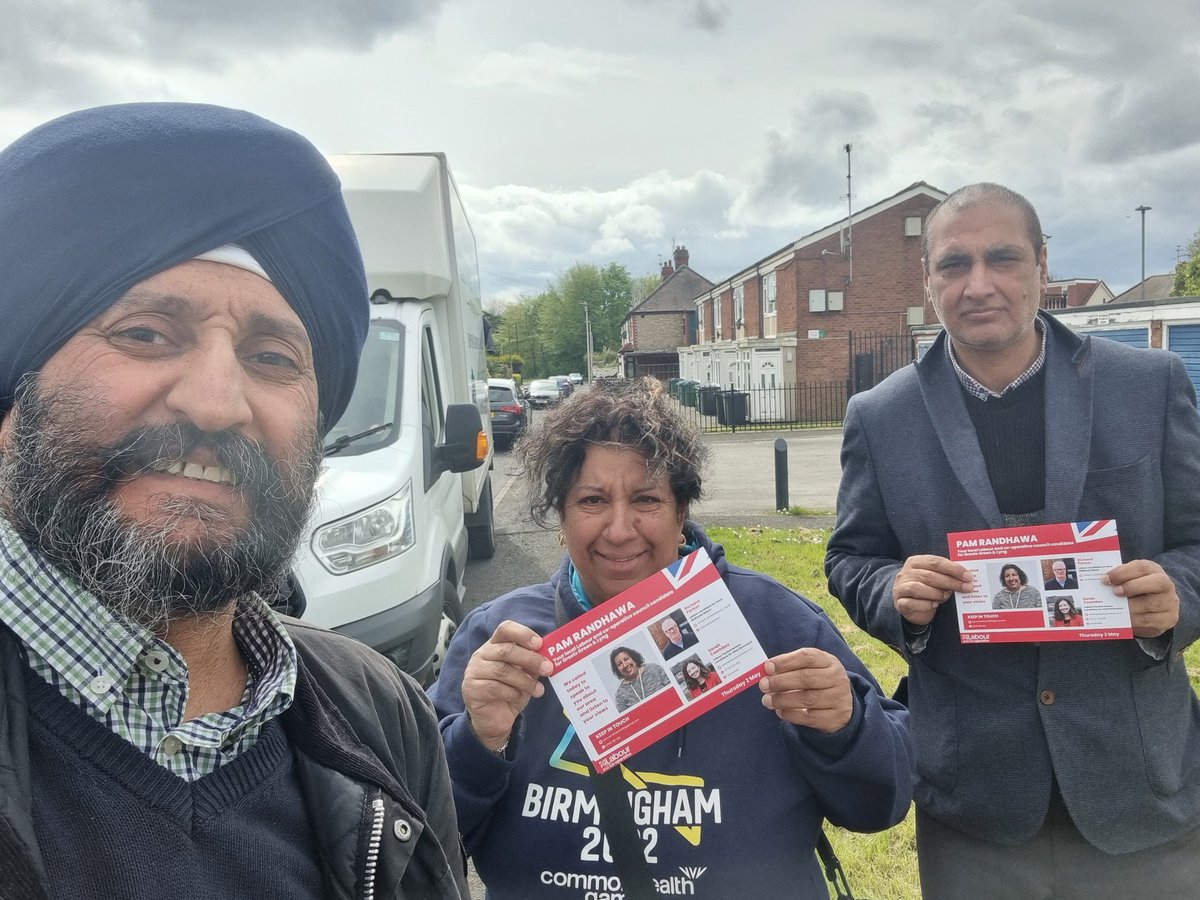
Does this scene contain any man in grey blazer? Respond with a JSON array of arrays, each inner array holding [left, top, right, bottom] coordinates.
[[826, 183, 1200, 898]]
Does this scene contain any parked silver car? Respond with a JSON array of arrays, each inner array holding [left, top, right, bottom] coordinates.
[[527, 378, 562, 409]]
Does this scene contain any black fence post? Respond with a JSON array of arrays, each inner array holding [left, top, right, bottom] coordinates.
[[774, 437, 789, 511]]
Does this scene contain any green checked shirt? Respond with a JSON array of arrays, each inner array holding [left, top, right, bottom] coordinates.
[[0, 516, 297, 781]]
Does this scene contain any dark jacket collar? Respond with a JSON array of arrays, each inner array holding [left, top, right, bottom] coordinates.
[[915, 312, 1093, 527]]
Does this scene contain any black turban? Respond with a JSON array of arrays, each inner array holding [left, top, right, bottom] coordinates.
[[0, 102, 368, 433]]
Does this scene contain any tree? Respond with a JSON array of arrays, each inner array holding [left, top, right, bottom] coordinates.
[[1174, 229, 1200, 296], [490, 262, 639, 377], [494, 295, 545, 376]]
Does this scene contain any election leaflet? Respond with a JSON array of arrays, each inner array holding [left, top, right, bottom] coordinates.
[[948, 520, 1131, 644], [540, 547, 767, 773]]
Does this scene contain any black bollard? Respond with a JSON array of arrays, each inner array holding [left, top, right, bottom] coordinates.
[[774, 437, 789, 511]]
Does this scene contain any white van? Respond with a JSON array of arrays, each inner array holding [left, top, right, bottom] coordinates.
[[291, 153, 495, 683]]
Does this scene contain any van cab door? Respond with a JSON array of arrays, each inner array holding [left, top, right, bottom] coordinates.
[[418, 308, 466, 561]]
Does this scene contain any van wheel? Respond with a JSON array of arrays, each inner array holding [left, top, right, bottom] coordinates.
[[467, 476, 497, 560], [426, 580, 463, 687]]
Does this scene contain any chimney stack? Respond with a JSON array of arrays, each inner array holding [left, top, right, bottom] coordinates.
[[661, 260, 674, 281], [673, 245, 689, 270]]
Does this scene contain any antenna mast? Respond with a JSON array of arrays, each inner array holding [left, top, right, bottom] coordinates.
[[844, 142, 854, 283]]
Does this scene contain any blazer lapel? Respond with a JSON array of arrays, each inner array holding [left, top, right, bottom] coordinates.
[[1042, 317, 1093, 522], [917, 340, 1003, 528]]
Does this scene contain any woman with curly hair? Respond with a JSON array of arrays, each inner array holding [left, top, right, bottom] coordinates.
[[609, 646, 671, 711], [991, 563, 1042, 610], [429, 377, 912, 899]]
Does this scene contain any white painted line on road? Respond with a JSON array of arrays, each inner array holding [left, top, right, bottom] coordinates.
[[494, 470, 517, 508]]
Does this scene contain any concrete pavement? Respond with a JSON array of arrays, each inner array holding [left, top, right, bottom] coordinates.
[[690, 427, 842, 525]]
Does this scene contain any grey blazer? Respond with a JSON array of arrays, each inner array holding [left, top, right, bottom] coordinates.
[[826, 313, 1200, 854]]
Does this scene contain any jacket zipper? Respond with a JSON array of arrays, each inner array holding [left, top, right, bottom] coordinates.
[[361, 795, 385, 900]]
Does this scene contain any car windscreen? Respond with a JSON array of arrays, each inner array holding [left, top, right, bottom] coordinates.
[[323, 321, 403, 456], [530, 380, 556, 391]]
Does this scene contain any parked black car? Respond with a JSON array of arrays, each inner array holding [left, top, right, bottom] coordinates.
[[487, 379, 529, 449]]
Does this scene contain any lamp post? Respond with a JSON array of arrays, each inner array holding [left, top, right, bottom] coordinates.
[[1135, 205, 1152, 300]]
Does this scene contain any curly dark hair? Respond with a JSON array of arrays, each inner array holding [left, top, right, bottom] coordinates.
[[515, 376, 707, 527], [610, 646, 645, 678], [999, 563, 1029, 587]]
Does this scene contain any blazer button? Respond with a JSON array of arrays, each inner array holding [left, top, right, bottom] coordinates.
[[394, 819, 413, 842], [1039, 690, 1055, 705]]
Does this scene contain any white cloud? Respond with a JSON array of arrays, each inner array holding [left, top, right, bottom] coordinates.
[[460, 42, 641, 94]]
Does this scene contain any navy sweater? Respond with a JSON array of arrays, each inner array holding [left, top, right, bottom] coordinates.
[[25, 668, 324, 899], [430, 523, 913, 899]]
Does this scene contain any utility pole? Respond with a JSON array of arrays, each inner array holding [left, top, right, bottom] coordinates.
[[1136, 205, 1152, 300], [844, 143, 854, 283], [584, 301, 594, 383]]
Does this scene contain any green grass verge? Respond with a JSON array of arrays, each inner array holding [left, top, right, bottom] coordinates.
[[707, 524, 1200, 900], [779, 505, 836, 517]]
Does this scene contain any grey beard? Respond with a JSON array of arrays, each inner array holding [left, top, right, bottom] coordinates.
[[0, 379, 321, 631]]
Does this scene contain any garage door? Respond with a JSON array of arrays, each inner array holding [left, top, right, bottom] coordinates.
[[1078, 327, 1149, 348], [1166, 324, 1200, 395]]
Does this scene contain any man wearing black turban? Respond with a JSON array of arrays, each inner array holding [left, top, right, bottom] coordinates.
[[0, 104, 466, 899]]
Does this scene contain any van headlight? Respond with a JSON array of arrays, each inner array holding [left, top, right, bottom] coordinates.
[[312, 481, 416, 574]]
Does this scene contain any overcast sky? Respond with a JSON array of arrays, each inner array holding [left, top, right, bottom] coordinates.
[[4, 0, 1198, 303]]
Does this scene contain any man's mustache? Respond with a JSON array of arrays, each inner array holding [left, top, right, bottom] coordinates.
[[100, 422, 282, 502]]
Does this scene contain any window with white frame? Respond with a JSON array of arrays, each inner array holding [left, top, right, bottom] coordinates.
[[762, 271, 776, 316], [733, 283, 745, 330], [904, 215, 922, 237], [696, 302, 705, 343], [713, 293, 723, 340], [762, 271, 777, 338]]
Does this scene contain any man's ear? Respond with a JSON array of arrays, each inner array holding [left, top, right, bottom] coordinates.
[[0, 411, 12, 450]]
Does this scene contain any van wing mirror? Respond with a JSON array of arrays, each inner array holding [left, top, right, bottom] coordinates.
[[438, 403, 488, 474]]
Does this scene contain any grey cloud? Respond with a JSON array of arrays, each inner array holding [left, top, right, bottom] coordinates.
[[733, 91, 880, 227], [687, 1, 730, 33], [1080, 68, 1200, 164], [1, 0, 444, 106], [912, 102, 985, 131], [148, 0, 442, 44], [624, 0, 730, 32]]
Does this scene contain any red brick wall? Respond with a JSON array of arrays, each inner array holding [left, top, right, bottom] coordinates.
[[784, 195, 938, 382], [743, 276, 761, 337]]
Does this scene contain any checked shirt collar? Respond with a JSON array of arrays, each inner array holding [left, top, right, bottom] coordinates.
[[947, 316, 1048, 401], [0, 515, 297, 781]]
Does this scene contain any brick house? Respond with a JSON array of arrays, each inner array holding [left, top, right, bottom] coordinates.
[[619, 245, 713, 379], [1042, 278, 1114, 309], [679, 182, 946, 390]]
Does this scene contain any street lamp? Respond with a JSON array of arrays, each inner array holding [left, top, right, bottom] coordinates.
[[1135, 205, 1152, 300]]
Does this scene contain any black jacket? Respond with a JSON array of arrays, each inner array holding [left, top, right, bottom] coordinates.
[[0, 618, 467, 899]]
